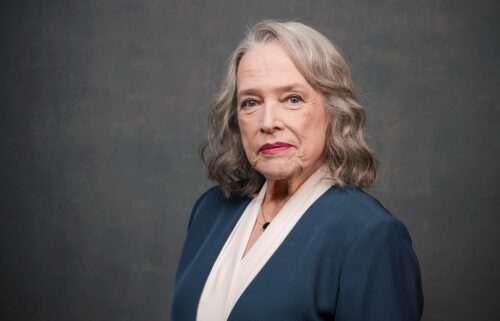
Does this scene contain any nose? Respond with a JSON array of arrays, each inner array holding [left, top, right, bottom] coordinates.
[[260, 99, 284, 134]]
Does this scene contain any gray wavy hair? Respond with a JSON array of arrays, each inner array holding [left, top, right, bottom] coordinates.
[[201, 20, 378, 197]]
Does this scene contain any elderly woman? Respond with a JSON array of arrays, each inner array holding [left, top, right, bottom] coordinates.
[[170, 20, 423, 321]]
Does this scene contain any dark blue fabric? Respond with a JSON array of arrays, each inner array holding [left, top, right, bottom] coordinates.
[[170, 186, 423, 321]]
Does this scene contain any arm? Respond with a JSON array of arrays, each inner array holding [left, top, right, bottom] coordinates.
[[335, 216, 423, 321]]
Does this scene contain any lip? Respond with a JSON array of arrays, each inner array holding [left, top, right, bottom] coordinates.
[[258, 142, 293, 155]]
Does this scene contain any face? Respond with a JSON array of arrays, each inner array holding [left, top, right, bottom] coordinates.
[[236, 43, 330, 183]]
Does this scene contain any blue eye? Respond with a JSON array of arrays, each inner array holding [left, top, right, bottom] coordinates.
[[242, 99, 258, 108], [287, 95, 303, 104]]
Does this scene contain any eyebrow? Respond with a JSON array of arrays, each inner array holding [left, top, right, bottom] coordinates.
[[237, 83, 308, 99]]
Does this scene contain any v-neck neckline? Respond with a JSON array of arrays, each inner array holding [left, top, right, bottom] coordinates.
[[196, 166, 335, 321]]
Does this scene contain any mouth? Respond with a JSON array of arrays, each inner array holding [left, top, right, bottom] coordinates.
[[258, 142, 293, 155]]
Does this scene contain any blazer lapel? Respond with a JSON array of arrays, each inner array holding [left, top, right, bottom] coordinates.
[[185, 195, 252, 321]]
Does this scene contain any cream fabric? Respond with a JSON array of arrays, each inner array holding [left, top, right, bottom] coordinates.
[[196, 166, 334, 321]]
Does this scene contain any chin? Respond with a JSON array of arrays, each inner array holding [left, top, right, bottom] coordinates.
[[256, 163, 300, 182]]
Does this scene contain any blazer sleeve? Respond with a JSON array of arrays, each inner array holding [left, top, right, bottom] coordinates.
[[335, 216, 424, 321]]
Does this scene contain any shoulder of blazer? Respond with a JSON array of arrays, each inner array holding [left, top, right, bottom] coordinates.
[[187, 186, 251, 232], [331, 186, 396, 219], [313, 186, 409, 243]]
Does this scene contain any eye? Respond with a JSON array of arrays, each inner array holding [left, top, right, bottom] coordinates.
[[241, 98, 258, 108], [287, 95, 303, 104]]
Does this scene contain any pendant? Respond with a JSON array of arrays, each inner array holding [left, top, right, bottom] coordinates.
[[262, 222, 270, 230]]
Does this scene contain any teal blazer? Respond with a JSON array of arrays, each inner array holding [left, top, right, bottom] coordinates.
[[170, 186, 423, 321]]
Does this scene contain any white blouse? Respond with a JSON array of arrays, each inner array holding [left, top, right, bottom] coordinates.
[[196, 166, 334, 321]]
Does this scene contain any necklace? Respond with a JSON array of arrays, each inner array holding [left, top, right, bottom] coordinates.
[[259, 205, 271, 231], [258, 195, 292, 231]]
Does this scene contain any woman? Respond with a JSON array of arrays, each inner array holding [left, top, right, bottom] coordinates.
[[170, 20, 423, 321]]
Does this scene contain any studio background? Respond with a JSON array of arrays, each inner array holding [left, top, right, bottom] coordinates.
[[1, 1, 499, 320]]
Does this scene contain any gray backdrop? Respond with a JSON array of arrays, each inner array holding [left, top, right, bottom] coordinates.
[[1, 1, 499, 320]]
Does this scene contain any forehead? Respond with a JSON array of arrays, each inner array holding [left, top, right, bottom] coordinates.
[[236, 43, 310, 94]]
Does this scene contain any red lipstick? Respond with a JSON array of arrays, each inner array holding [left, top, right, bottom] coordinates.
[[258, 142, 293, 155]]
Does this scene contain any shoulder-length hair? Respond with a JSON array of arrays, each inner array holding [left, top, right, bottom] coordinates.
[[201, 20, 378, 197]]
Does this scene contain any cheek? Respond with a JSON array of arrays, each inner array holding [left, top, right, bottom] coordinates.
[[296, 114, 329, 155], [238, 119, 256, 156]]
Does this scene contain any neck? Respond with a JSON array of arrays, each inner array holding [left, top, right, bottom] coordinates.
[[265, 180, 293, 201], [263, 163, 323, 212]]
